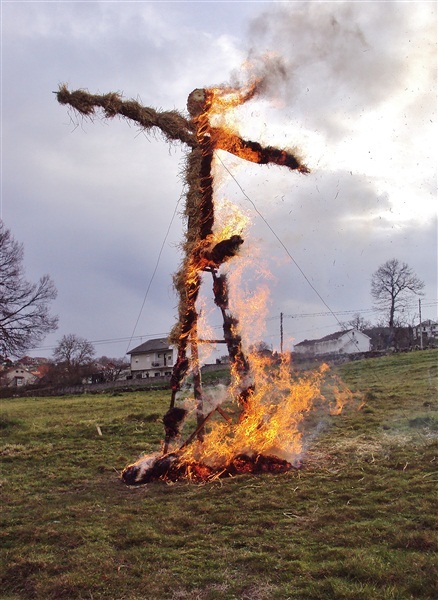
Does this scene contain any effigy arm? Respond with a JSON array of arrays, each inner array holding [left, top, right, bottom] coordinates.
[[56, 85, 196, 147], [211, 128, 309, 173]]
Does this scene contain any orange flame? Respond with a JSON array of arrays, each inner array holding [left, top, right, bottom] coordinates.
[[207, 81, 260, 118], [175, 357, 352, 471], [122, 353, 353, 485]]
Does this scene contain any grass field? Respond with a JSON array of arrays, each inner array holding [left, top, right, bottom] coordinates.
[[1, 350, 437, 599]]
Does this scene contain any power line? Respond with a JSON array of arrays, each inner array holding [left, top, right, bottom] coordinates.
[[265, 301, 437, 322], [29, 298, 436, 354], [125, 191, 183, 354], [216, 154, 361, 349], [29, 331, 173, 353], [267, 308, 377, 320], [215, 154, 437, 354]]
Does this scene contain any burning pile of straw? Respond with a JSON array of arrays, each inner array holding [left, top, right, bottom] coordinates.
[[122, 452, 294, 486]]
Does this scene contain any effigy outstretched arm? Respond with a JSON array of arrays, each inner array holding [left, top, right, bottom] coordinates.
[[211, 129, 309, 173], [56, 85, 196, 147]]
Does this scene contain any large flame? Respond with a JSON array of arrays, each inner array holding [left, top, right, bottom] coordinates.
[[208, 82, 260, 121], [179, 358, 349, 467], [121, 80, 337, 486], [122, 354, 352, 485]]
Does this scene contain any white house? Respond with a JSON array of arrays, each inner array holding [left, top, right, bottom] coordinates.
[[127, 338, 175, 378], [294, 329, 371, 356], [414, 320, 438, 342]]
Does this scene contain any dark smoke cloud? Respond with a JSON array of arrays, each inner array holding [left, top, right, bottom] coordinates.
[[244, 2, 434, 140]]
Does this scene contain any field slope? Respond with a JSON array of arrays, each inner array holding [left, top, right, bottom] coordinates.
[[1, 350, 437, 599]]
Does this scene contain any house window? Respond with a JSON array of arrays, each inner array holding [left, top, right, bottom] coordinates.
[[15, 377, 24, 386], [155, 372, 160, 377]]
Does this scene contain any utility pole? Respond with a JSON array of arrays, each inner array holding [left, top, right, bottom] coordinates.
[[280, 312, 284, 354], [418, 298, 423, 349]]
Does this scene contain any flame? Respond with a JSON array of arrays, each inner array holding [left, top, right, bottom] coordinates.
[[178, 357, 350, 468], [211, 199, 250, 244], [203, 82, 309, 174], [207, 81, 260, 124], [227, 250, 272, 347], [122, 354, 352, 485], [121, 80, 332, 487]]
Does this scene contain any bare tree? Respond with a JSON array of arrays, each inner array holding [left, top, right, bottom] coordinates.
[[96, 355, 130, 381], [341, 313, 372, 332], [371, 258, 424, 328], [53, 334, 95, 384], [249, 341, 273, 354], [0, 221, 58, 357]]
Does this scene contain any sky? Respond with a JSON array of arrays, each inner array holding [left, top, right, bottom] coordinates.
[[1, 0, 437, 361]]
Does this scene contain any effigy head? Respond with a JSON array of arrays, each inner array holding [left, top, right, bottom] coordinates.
[[187, 88, 212, 117]]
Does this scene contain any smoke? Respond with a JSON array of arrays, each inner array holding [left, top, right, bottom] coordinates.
[[229, 52, 289, 100], [246, 2, 399, 102], [234, 2, 435, 142], [202, 384, 229, 410]]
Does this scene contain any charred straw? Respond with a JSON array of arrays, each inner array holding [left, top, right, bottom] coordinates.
[[202, 235, 244, 267], [163, 407, 188, 439], [122, 452, 293, 486], [213, 274, 229, 309]]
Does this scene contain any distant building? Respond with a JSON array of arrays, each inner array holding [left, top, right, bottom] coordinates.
[[294, 329, 371, 356], [15, 356, 48, 368], [1, 367, 37, 387], [414, 320, 438, 343], [127, 338, 175, 378]]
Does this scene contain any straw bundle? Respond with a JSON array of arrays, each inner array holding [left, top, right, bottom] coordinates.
[[57, 85, 196, 147]]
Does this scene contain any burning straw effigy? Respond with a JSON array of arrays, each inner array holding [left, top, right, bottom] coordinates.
[[56, 81, 311, 484]]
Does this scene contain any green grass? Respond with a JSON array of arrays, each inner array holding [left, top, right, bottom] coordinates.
[[1, 350, 437, 599]]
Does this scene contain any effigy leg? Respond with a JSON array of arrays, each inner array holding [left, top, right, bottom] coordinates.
[[211, 269, 254, 410], [190, 326, 205, 441]]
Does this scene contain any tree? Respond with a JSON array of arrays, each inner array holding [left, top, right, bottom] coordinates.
[[0, 221, 58, 357], [96, 356, 130, 382], [371, 259, 424, 328], [52, 334, 95, 384], [249, 341, 273, 354], [341, 313, 372, 332]]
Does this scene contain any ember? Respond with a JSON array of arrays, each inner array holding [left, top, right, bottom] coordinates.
[[122, 452, 294, 485]]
